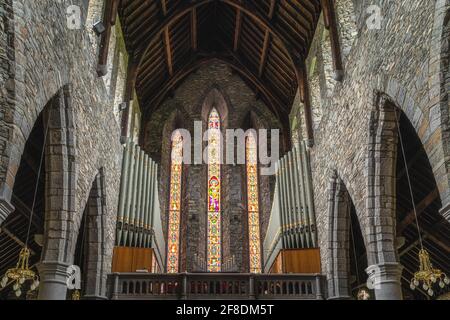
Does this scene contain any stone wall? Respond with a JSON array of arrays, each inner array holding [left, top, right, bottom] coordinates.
[[297, 0, 450, 278], [0, 0, 122, 279], [143, 61, 281, 272]]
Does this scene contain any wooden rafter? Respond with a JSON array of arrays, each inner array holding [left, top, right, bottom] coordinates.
[[161, 0, 173, 76], [397, 188, 439, 234], [97, 0, 118, 76], [259, 0, 276, 77], [191, 8, 198, 51], [233, 8, 242, 51], [295, 60, 314, 146], [320, 0, 344, 80], [118, 0, 324, 137]]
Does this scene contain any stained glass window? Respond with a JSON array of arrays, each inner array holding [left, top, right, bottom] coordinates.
[[246, 133, 262, 273], [167, 131, 183, 273], [207, 108, 221, 272]]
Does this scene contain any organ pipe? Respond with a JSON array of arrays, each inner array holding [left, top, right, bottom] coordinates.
[[116, 142, 165, 260], [263, 141, 318, 266]]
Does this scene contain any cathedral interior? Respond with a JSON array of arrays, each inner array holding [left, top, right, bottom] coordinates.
[[0, 0, 449, 301]]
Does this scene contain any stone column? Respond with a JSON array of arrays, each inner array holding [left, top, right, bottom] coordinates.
[[366, 263, 403, 300], [37, 261, 70, 300], [0, 196, 14, 225]]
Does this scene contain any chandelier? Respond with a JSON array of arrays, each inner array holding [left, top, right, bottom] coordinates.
[[1, 247, 39, 297], [409, 249, 449, 296]]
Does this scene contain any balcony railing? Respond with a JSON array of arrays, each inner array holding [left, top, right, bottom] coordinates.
[[107, 273, 326, 300]]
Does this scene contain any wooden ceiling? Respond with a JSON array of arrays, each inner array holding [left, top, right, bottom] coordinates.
[[118, 0, 322, 123]]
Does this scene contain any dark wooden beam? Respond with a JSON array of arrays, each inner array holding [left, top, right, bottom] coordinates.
[[233, 8, 242, 51], [321, 0, 344, 81], [295, 60, 314, 146], [191, 7, 198, 51], [397, 188, 439, 234], [121, 60, 139, 140], [259, 0, 276, 77], [97, 0, 118, 77], [161, 0, 173, 76]]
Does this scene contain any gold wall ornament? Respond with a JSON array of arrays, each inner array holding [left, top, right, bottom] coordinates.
[[357, 287, 371, 300], [0, 247, 40, 297], [409, 249, 449, 297], [72, 290, 81, 300]]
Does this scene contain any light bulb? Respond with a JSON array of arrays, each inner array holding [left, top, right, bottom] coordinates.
[[13, 282, 19, 291], [431, 275, 437, 283], [30, 283, 36, 291], [410, 283, 415, 290], [444, 277, 450, 285], [1, 276, 8, 288], [428, 289, 434, 296], [439, 281, 445, 289], [413, 279, 419, 286], [19, 277, 25, 285], [422, 283, 429, 290], [34, 279, 39, 287], [15, 289, 21, 297]]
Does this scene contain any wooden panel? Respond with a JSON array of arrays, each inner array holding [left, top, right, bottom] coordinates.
[[269, 248, 321, 274], [112, 246, 155, 273]]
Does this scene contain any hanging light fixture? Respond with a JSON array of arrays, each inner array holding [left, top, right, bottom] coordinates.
[[393, 109, 449, 297], [0, 247, 39, 297], [409, 249, 449, 296], [0, 115, 51, 298]]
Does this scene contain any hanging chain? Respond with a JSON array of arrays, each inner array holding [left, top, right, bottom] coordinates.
[[349, 209, 360, 285], [25, 112, 52, 247], [393, 109, 424, 250]]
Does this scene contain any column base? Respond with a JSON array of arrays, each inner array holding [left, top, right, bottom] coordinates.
[[366, 262, 403, 300], [37, 261, 71, 300]]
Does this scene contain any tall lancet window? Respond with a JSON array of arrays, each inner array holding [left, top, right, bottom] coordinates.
[[207, 108, 221, 272], [167, 131, 183, 273], [246, 133, 262, 273]]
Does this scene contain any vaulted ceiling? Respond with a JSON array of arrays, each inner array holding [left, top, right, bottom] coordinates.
[[118, 0, 322, 123]]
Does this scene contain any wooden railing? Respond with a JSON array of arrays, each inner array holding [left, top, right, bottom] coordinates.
[[107, 273, 326, 300]]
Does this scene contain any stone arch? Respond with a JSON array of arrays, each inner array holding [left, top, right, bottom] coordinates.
[[327, 171, 367, 300], [74, 169, 108, 299], [199, 85, 231, 127], [35, 85, 77, 300], [365, 93, 409, 300], [0, 0, 69, 223], [430, 1, 450, 221], [372, 74, 450, 218]]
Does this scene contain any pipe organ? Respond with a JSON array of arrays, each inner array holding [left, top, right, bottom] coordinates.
[[263, 141, 319, 273], [114, 141, 165, 272]]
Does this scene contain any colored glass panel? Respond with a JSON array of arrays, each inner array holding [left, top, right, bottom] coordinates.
[[167, 131, 183, 273], [207, 108, 221, 272], [246, 134, 262, 273]]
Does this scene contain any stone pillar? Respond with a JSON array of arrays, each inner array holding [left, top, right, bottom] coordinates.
[[366, 263, 403, 300], [0, 196, 14, 225], [37, 261, 70, 300]]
